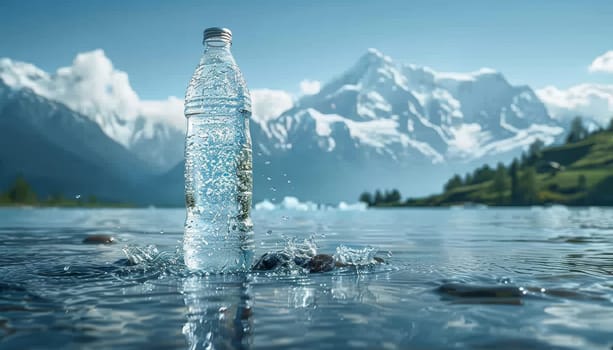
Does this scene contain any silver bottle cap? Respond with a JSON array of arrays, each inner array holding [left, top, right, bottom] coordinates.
[[203, 27, 232, 43]]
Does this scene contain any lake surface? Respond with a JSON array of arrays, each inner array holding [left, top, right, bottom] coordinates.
[[1, 207, 612, 349]]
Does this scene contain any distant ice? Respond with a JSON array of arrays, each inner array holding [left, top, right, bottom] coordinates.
[[254, 196, 367, 211], [337, 201, 368, 211]]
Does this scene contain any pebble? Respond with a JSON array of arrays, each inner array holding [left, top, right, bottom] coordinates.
[[82, 235, 115, 244]]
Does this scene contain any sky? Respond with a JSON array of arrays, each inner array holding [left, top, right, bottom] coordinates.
[[1, 0, 612, 101]]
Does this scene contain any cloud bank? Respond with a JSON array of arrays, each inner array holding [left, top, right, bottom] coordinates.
[[536, 84, 613, 126], [251, 89, 294, 124]]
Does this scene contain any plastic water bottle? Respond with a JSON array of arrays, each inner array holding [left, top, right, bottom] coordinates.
[[183, 27, 253, 272]]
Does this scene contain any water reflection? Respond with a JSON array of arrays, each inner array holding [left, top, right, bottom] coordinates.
[[3, 208, 613, 349], [181, 274, 253, 350]]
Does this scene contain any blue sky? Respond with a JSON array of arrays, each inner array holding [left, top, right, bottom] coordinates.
[[1, 0, 612, 99]]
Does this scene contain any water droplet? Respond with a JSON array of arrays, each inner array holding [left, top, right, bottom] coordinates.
[[287, 180, 292, 184], [265, 160, 271, 165], [266, 177, 272, 181], [266, 230, 273, 235], [75, 194, 81, 199], [282, 216, 289, 221], [270, 187, 277, 192], [63, 266, 70, 271], [283, 173, 287, 177], [499, 277, 512, 284], [160, 230, 164, 235]]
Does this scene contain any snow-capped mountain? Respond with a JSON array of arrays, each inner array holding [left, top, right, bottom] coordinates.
[[0, 52, 184, 172], [253, 49, 564, 164], [0, 49, 573, 203]]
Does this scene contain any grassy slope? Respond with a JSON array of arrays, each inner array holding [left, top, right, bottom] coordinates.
[[406, 131, 613, 206]]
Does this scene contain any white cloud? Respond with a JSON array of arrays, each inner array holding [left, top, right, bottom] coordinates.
[[536, 84, 613, 126], [251, 88, 293, 124], [0, 50, 185, 145], [299, 79, 321, 95], [139, 97, 184, 127], [589, 51, 613, 73]]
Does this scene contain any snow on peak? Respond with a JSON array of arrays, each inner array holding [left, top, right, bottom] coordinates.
[[0, 57, 50, 93], [355, 48, 394, 70], [432, 67, 499, 82], [365, 48, 392, 62], [260, 49, 561, 163], [291, 108, 444, 162]]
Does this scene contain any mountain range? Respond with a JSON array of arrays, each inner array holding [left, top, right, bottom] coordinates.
[[0, 49, 607, 204]]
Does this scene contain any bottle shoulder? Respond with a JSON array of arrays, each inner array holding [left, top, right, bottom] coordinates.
[[186, 55, 250, 100], [185, 55, 251, 116]]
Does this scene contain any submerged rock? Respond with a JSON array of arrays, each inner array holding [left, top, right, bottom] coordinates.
[[308, 254, 335, 273], [83, 235, 115, 244], [252, 251, 384, 273], [438, 283, 524, 298], [252, 252, 293, 271]]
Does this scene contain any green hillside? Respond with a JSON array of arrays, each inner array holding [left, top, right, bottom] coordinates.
[[409, 130, 613, 206], [360, 119, 613, 207]]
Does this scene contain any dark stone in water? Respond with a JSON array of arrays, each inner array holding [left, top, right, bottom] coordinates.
[[252, 252, 385, 273], [252, 252, 293, 271], [83, 235, 115, 244], [438, 283, 523, 298], [308, 254, 335, 273]]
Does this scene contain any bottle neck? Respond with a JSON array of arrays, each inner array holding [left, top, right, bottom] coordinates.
[[204, 38, 232, 52]]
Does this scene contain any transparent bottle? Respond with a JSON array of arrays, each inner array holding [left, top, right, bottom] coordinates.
[[183, 27, 253, 272]]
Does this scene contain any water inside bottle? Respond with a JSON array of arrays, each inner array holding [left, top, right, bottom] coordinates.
[[183, 114, 253, 272]]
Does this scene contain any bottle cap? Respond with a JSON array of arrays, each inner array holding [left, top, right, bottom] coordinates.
[[203, 27, 232, 43]]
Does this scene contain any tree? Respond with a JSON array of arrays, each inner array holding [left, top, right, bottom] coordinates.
[[387, 189, 401, 203], [518, 167, 538, 205], [359, 192, 373, 206], [577, 174, 588, 192], [566, 116, 588, 143], [528, 138, 545, 161], [374, 190, 383, 206], [472, 164, 496, 184], [7, 175, 37, 204], [444, 174, 463, 192], [509, 158, 520, 204], [608, 117, 613, 131], [464, 173, 473, 185], [490, 163, 509, 204], [383, 190, 392, 203]]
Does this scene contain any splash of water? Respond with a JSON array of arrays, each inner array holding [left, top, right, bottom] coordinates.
[[119, 235, 388, 277], [333, 245, 379, 266]]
